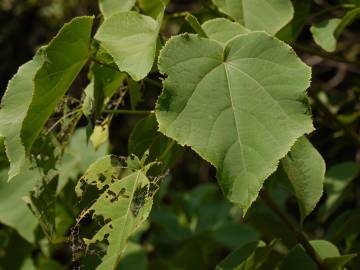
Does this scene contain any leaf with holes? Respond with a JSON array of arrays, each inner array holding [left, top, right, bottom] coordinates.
[[156, 31, 313, 212], [75, 155, 158, 270]]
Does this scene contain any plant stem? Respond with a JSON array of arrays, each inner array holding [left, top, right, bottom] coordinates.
[[260, 190, 328, 270], [294, 44, 360, 66], [310, 4, 355, 18], [103, 109, 154, 115], [308, 91, 360, 148]]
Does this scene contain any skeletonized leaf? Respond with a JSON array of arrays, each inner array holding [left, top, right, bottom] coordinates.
[[95, 11, 163, 81], [202, 18, 250, 44], [156, 32, 313, 211], [21, 16, 94, 151], [75, 155, 158, 270], [99, 0, 136, 18], [280, 136, 325, 222], [212, 0, 294, 35]]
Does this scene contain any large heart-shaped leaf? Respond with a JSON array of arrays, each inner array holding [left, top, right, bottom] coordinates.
[[212, 0, 294, 35], [156, 31, 312, 211], [95, 11, 163, 81]]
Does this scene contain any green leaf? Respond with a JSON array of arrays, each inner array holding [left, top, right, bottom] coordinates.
[[25, 176, 58, 242], [92, 62, 126, 116], [90, 121, 110, 151], [128, 114, 183, 173], [212, 223, 260, 249], [0, 168, 40, 243], [118, 242, 148, 270], [58, 127, 108, 192], [21, 16, 94, 151], [279, 240, 356, 270], [139, 0, 168, 18], [95, 11, 163, 81], [99, 0, 136, 18], [212, 0, 294, 35], [185, 13, 208, 38], [76, 155, 158, 270], [276, 0, 312, 43], [322, 162, 360, 221], [202, 18, 250, 44], [310, 18, 341, 52], [156, 32, 313, 211], [128, 79, 144, 110], [216, 241, 276, 270], [0, 54, 44, 180], [280, 136, 325, 222]]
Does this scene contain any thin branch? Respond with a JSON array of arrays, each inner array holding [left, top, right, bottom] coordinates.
[[260, 190, 328, 270], [103, 109, 154, 115], [294, 44, 360, 66]]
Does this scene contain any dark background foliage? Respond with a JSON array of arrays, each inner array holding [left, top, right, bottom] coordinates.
[[0, 0, 359, 269]]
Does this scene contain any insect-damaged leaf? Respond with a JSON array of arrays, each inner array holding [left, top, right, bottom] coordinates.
[[212, 0, 294, 35], [75, 155, 158, 270], [156, 30, 313, 212]]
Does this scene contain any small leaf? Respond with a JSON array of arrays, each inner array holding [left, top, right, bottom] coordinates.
[[322, 162, 360, 221], [95, 11, 163, 81], [58, 127, 108, 192], [76, 155, 158, 270], [128, 79, 144, 110], [139, 0, 168, 18], [156, 32, 313, 212], [92, 63, 126, 116], [279, 240, 356, 270], [202, 18, 250, 44], [310, 18, 341, 52], [25, 175, 58, 242], [21, 16, 94, 151], [280, 136, 325, 222], [128, 115, 182, 173], [212, 0, 294, 35], [90, 122, 109, 151], [216, 240, 276, 270], [99, 0, 136, 18], [185, 13, 208, 38]]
